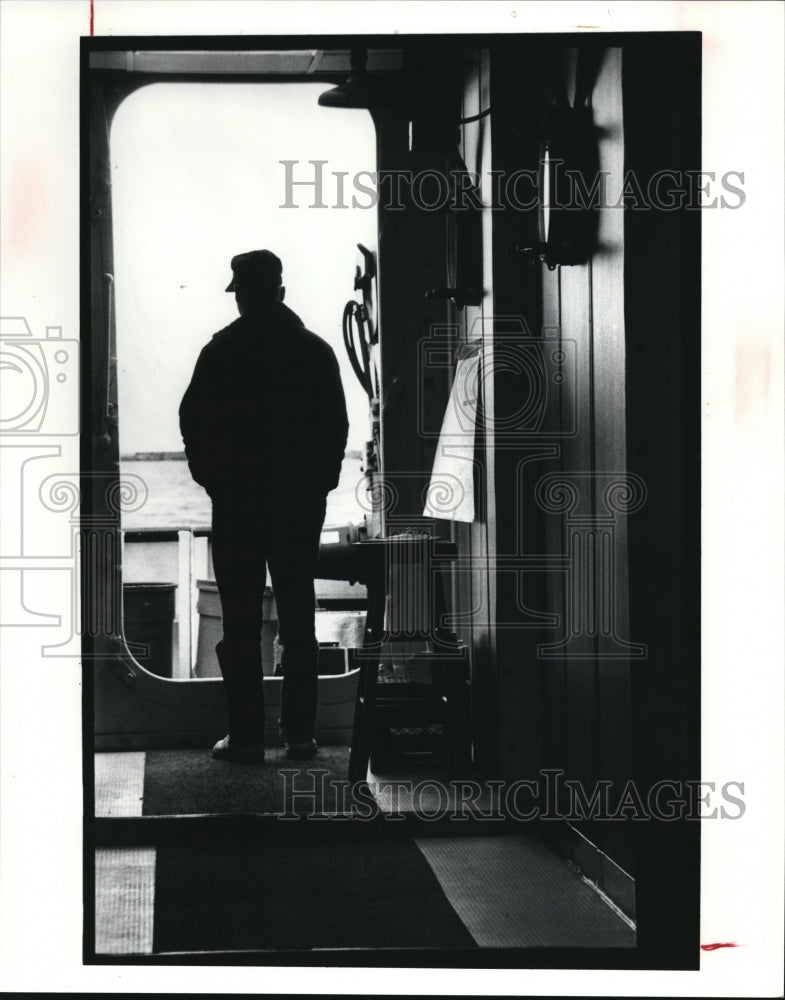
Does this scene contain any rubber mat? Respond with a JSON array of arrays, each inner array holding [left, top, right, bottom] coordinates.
[[416, 835, 636, 948], [152, 840, 477, 953], [142, 746, 351, 815], [95, 752, 146, 817], [95, 848, 156, 954]]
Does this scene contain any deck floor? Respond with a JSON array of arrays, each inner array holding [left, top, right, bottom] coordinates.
[[93, 749, 636, 955]]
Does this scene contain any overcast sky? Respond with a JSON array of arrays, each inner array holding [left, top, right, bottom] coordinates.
[[111, 82, 377, 455]]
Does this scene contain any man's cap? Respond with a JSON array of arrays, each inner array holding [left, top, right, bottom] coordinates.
[[225, 250, 283, 292]]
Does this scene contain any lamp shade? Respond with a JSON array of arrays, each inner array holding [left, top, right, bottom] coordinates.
[[318, 48, 396, 109]]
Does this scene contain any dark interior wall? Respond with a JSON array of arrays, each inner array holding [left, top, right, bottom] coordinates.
[[487, 37, 702, 918], [487, 43, 640, 846], [487, 45, 549, 779], [539, 45, 639, 877], [622, 33, 701, 965]]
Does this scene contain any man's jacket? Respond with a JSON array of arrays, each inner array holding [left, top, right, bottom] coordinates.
[[179, 302, 349, 497]]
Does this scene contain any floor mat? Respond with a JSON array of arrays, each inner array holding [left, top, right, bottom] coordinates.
[[143, 747, 351, 815], [152, 840, 478, 952], [95, 752, 146, 817], [417, 836, 636, 948], [95, 847, 156, 954]]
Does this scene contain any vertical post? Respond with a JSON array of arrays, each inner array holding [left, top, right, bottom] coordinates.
[[192, 533, 209, 671], [176, 529, 193, 678]]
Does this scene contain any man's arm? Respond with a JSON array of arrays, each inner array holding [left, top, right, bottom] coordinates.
[[318, 347, 349, 493], [178, 345, 215, 491]]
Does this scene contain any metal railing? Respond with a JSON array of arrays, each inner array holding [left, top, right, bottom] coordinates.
[[122, 527, 211, 679], [122, 524, 368, 679]]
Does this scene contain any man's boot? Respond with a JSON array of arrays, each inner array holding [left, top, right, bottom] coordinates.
[[212, 639, 265, 762]]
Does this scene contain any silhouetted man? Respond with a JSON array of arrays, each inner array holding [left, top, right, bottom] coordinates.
[[179, 250, 348, 761]]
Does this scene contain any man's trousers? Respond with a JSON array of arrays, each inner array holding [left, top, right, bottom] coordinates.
[[210, 482, 327, 745]]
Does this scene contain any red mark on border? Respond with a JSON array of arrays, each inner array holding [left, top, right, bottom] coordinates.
[[90, 0, 94, 36], [701, 942, 738, 951]]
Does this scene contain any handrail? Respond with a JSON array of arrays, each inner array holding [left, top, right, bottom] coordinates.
[[124, 527, 211, 542], [121, 526, 208, 678], [121, 526, 368, 679]]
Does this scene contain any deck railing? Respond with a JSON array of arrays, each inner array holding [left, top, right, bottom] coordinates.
[[122, 527, 212, 678], [121, 526, 367, 679]]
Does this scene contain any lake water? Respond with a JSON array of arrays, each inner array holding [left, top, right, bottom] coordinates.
[[120, 455, 368, 532]]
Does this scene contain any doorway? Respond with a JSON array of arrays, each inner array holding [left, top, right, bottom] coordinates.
[[109, 81, 377, 681]]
